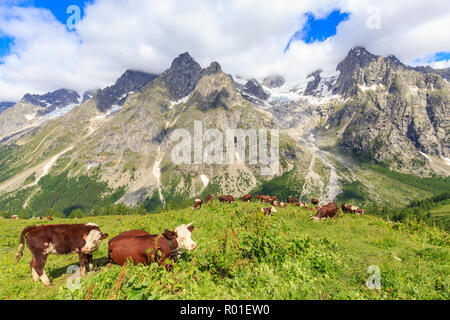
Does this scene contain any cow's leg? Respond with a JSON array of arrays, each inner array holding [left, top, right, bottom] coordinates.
[[87, 254, 94, 271], [30, 256, 39, 282], [78, 253, 87, 277], [34, 253, 51, 287]]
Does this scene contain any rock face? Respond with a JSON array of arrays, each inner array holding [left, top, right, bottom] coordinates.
[[94, 70, 157, 112], [159, 52, 203, 100], [323, 47, 450, 167], [304, 70, 322, 96], [0, 102, 15, 114], [242, 79, 269, 100], [413, 65, 450, 82]]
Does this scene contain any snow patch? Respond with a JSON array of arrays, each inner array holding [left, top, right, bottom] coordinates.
[[444, 157, 450, 166], [25, 113, 36, 121], [359, 84, 383, 92], [200, 174, 209, 187], [420, 152, 432, 162], [41, 103, 80, 121], [169, 95, 190, 109]]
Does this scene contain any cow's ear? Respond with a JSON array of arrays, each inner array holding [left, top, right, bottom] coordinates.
[[101, 233, 109, 240], [187, 225, 194, 232], [164, 230, 175, 239]]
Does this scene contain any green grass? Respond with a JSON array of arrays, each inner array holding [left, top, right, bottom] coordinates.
[[0, 201, 448, 300]]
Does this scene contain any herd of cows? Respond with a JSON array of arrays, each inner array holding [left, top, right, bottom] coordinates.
[[193, 193, 366, 220], [10, 193, 365, 287]]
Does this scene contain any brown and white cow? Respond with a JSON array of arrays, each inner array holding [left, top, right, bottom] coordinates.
[[16, 223, 109, 287], [240, 194, 252, 202], [310, 203, 339, 221], [108, 223, 197, 270], [274, 201, 287, 208], [342, 203, 366, 215], [262, 206, 277, 216], [205, 194, 214, 204], [193, 197, 203, 210], [219, 195, 235, 203], [11, 215, 19, 220]]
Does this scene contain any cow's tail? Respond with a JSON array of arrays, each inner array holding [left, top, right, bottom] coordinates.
[[16, 226, 35, 263]]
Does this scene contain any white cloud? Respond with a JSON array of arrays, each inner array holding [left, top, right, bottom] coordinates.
[[0, 0, 449, 101]]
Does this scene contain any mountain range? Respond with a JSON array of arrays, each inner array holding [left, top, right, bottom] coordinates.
[[0, 47, 448, 215]]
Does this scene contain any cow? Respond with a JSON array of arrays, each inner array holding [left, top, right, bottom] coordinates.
[[11, 215, 19, 220], [219, 195, 235, 203], [240, 194, 252, 202], [16, 223, 109, 287], [342, 203, 366, 215], [310, 203, 339, 221], [311, 198, 320, 205], [46, 215, 53, 221], [260, 195, 277, 205], [193, 197, 202, 210], [108, 223, 197, 271], [254, 195, 262, 201], [288, 198, 299, 204], [262, 206, 277, 216], [205, 194, 214, 204], [274, 201, 287, 208]]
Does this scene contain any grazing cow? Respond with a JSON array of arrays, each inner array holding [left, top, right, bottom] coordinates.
[[260, 195, 277, 205], [205, 194, 214, 204], [219, 195, 235, 203], [311, 198, 320, 205], [108, 223, 197, 270], [342, 203, 366, 215], [274, 201, 287, 208], [193, 197, 202, 210], [240, 194, 252, 202], [16, 223, 109, 287], [262, 206, 277, 216], [10, 215, 19, 220], [310, 203, 339, 221]]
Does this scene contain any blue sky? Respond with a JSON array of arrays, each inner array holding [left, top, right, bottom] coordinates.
[[0, 0, 91, 59], [285, 10, 350, 52]]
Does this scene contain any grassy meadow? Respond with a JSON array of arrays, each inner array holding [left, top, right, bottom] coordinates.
[[0, 201, 448, 300]]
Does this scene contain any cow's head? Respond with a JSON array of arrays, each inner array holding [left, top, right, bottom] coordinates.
[[174, 223, 197, 251], [82, 225, 109, 253]]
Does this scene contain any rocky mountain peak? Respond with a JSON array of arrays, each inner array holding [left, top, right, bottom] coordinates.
[[337, 47, 378, 72], [243, 79, 269, 100], [203, 61, 223, 75], [304, 70, 323, 96], [94, 69, 157, 112], [0, 102, 15, 115], [21, 89, 80, 116], [160, 52, 203, 100]]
